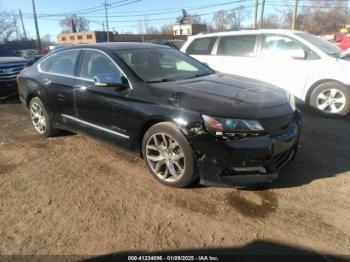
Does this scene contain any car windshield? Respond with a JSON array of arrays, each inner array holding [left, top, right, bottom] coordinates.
[[296, 32, 341, 56], [171, 41, 185, 49], [115, 47, 214, 82], [0, 45, 15, 57]]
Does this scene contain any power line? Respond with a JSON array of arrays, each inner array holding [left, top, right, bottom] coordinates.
[[30, 0, 251, 21], [38, 4, 255, 24], [36, 0, 133, 18], [35, 0, 142, 18], [72, 0, 249, 18], [23, 0, 249, 18]]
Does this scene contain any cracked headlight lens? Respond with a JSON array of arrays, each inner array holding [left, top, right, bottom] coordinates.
[[202, 115, 264, 136]]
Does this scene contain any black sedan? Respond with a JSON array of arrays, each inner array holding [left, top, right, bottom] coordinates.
[[17, 43, 301, 188]]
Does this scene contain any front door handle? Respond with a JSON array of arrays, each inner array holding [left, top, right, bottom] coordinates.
[[75, 85, 87, 92], [167, 98, 177, 105], [42, 79, 51, 86]]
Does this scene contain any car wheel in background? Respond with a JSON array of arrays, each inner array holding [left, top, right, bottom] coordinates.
[[29, 97, 59, 137], [309, 81, 350, 116], [142, 122, 196, 188]]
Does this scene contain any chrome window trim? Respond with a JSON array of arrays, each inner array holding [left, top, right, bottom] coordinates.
[[37, 49, 81, 79], [62, 114, 130, 139], [37, 48, 133, 89]]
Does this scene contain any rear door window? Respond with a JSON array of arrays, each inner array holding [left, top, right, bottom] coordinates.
[[39, 50, 80, 76], [186, 37, 216, 55], [260, 35, 304, 59], [217, 35, 257, 57]]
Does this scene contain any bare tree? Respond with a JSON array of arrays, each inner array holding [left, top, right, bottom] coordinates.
[[145, 26, 159, 34], [176, 9, 191, 25], [212, 6, 250, 32], [260, 13, 283, 29], [212, 10, 229, 31], [0, 11, 17, 41], [41, 34, 54, 48], [59, 14, 90, 33], [160, 24, 173, 34], [176, 9, 201, 25], [277, 0, 349, 34], [137, 16, 156, 35], [227, 6, 250, 30]]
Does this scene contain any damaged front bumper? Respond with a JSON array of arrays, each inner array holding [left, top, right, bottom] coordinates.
[[186, 111, 302, 187]]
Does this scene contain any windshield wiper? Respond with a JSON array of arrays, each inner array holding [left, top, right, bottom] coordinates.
[[147, 78, 176, 83], [147, 72, 213, 83], [183, 72, 212, 80]]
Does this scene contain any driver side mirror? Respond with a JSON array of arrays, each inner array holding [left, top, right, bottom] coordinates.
[[94, 73, 129, 89], [290, 49, 307, 60]]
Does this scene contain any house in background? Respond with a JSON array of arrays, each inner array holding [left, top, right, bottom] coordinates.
[[172, 23, 207, 36]]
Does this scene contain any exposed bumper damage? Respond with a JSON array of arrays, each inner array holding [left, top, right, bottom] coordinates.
[[184, 110, 302, 186]]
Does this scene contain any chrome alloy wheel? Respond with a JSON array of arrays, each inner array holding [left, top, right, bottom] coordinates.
[[316, 88, 346, 114], [145, 133, 185, 183], [30, 102, 47, 134]]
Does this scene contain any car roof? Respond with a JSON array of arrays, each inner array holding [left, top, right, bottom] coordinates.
[[189, 29, 306, 39], [55, 42, 169, 52]]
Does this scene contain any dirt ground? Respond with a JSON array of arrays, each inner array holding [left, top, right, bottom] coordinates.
[[0, 98, 349, 257]]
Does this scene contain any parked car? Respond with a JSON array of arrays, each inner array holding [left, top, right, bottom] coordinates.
[[146, 40, 185, 50], [18, 43, 301, 188], [0, 44, 28, 99], [181, 29, 350, 116], [19, 49, 39, 59]]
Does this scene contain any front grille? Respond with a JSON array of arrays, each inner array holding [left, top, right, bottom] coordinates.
[[0, 63, 26, 81], [260, 114, 293, 136]]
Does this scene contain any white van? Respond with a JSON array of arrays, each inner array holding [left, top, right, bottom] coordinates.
[[181, 29, 350, 116]]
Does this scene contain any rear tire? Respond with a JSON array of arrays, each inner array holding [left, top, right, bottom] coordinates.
[[309, 81, 350, 116], [142, 122, 196, 188], [29, 97, 59, 137]]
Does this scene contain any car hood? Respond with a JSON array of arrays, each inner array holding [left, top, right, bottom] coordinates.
[[0, 57, 27, 63], [148, 73, 292, 119]]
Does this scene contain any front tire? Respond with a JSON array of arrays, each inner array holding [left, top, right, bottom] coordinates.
[[29, 97, 58, 137], [142, 122, 196, 188], [309, 81, 350, 116]]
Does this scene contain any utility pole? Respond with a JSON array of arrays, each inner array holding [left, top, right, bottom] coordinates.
[[32, 0, 41, 50], [141, 19, 144, 42], [13, 14, 19, 40], [253, 0, 259, 29], [103, 0, 110, 42], [19, 9, 27, 40], [102, 21, 105, 31], [292, 0, 299, 30], [259, 0, 265, 29]]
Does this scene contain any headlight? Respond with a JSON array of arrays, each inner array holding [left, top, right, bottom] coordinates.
[[202, 115, 264, 136], [289, 93, 297, 111]]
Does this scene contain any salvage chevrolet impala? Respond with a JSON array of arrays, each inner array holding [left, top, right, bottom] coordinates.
[[17, 43, 301, 187]]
